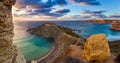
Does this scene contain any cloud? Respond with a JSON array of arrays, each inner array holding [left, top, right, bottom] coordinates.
[[70, 0, 101, 6], [53, 0, 67, 5], [81, 10, 106, 18], [81, 10, 106, 14], [14, 0, 69, 18], [109, 14, 120, 18], [15, 0, 67, 9], [13, 0, 101, 19], [55, 9, 70, 13], [28, 8, 52, 15]]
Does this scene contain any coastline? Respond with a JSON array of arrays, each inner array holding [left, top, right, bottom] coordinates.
[[27, 24, 85, 63], [27, 23, 120, 63]]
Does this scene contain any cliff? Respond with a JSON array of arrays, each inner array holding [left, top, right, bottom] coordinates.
[[84, 34, 111, 62], [0, 0, 26, 63], [110, 21, 120, 31], [28, 24, 85, 63]]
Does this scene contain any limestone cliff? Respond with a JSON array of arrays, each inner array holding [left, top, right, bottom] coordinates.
[[84, 34, 111, 62], [0, 0, 26, 63], [28, 24, 85, 63]]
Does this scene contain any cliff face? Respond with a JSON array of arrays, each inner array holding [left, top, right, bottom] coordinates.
[[110, 21, 120, 31], [28, 24, 85, 63], [84, 34, 111, 62], [0, 0, 26, 63]]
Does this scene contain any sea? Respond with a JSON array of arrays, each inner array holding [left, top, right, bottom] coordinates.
[[13, 20, 120, 61]]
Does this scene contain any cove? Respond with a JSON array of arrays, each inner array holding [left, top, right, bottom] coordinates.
[[14, 35, 53, 61]]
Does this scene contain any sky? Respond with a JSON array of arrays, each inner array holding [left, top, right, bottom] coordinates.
[[13, 0, 120, 20]]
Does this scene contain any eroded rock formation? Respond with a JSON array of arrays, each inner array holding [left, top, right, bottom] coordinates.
[[110, 21, 120, 31], [84, 34, 111, 62], [0, 0, 26, 63]]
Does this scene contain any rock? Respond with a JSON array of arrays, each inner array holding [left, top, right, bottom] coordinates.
[[0, 0, 26, 63], [110, 21, 120, 31], [84, 34, 111, 62], [115, 53, 120, 63], [64, 56, 82, 63], [53, 45, 87, 63], [31, 60, 37, 63], [109, 40, 120, 56]]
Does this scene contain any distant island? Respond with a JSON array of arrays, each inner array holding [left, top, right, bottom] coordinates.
[[87, 19, 120, 31], [27, 23, 120, 63]]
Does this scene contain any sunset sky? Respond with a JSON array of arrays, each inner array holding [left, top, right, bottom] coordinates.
[[13, 0, 120, 20]]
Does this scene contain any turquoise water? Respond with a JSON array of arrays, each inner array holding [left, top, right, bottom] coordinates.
[[14, 35, 53, 61], [20, 20, 120, 41], [13, 20, 120, 61], [13, 21, 53, 61]]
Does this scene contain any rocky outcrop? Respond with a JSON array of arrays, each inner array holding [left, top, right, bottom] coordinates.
[[53, 45, 87, 63], [28, 24, 85, 63], [109, 40, 120, 56], [115, 53, 120, 63], [84, 34, 111, 62], [110, 21, 120, 31], [0, 0, 26, 63]]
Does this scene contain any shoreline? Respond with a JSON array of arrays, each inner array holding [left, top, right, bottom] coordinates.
[[27, 23, 120, 63], [27, 24, 85, 63]]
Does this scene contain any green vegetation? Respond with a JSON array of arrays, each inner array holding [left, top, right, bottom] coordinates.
[[57, 25, 80, 38]]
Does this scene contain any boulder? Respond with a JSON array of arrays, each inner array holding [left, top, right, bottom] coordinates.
[[84, 34, 111, 62]]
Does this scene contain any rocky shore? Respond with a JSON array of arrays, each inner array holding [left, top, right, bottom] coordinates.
[[28, 23, 120, 63]]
